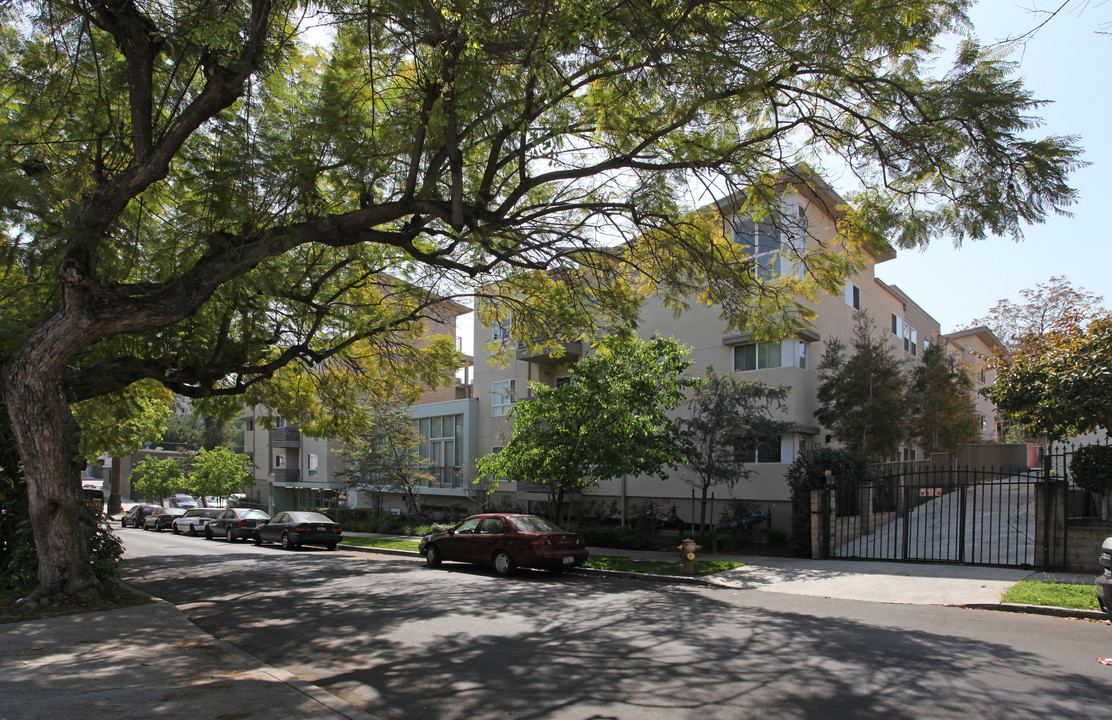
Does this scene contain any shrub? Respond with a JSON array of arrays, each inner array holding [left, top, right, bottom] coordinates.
[[1070, 445, 1112, 495], [786, 447, 869, 557]]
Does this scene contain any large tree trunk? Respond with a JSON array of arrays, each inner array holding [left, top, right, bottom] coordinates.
[[2, 348, 102, 608]]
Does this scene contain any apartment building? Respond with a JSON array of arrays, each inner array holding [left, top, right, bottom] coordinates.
[[471, 174, 993, 536], [239, 296, 478, 514]]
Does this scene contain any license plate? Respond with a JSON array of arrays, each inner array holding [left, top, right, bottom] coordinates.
[[315, 525, 325, 531], [563, 556, 574, 565]]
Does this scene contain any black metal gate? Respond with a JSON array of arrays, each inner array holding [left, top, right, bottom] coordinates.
[[819, 465, 1055, 569]]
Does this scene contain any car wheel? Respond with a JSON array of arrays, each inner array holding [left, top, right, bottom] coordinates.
[[205, 526, 214, 540], [492, 550, 516, 576], [189, 525, 198, 537], [325, 543, 337, 551], [226, 528, 235, 543], [171, 524, 180, 534], [281, 532, 293, 550], [425, 543, 442, 568], [253, 533, 263, 546]]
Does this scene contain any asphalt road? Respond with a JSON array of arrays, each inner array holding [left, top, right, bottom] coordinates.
[[121, 527, 1112, 720]]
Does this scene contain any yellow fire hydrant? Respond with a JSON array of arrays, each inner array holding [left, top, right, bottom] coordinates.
[[678, 538, 702, 575]]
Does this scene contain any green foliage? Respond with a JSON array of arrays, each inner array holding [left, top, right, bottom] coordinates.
[[678, 367, 791, 528], [334, 406, 433, 520], [786, 447, 869, 557], [478, 336, 697, 520], [985, 315, 1112, 440], [906, 343, 982, 453], [71, 381, 174, 463], [187, 447, 253, 500], [815, 313, 907, 460], [129, 456, 186, 504], [1069, 445, 1112, 496], [163, 412, 234, 452], [569, 525, 662, 552]]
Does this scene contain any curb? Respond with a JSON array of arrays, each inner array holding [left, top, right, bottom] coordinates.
[[961, 602, 1110, 621], [127, 584, 384, 720]]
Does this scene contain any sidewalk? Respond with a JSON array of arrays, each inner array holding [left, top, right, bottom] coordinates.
[[0, 596, 382, 720], [344, 532, 1103, 613]]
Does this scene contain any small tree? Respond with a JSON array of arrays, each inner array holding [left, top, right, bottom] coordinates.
[[1069, 445, 1112, 520], [985, 315, 1112, 441], [966, 276, 1104, 349], [478, 336, 696, 524], [906, 343, 982, 454], [335, 407, 433, 521], [187, 447, 254, 506], [677, 368, 791, 530], [815, 313, 907, 460], [129, 456, 186, 505], [786, 447, 869, 557]]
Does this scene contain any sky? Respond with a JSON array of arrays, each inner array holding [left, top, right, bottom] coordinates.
[[875, 1, 1111, 333]]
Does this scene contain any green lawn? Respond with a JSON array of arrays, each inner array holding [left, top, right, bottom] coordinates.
[[1001, 580, 1100, 611], [342, 537, 422, 552], [584, 555, 744, 577]]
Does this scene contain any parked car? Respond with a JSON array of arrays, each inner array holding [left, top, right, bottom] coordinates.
[[172, 507, 223, 536], [169, 494, 198, 509], [1096, 537, 1112, 615], [254, 511, 343, 550], [120, 504, 162, 528], [419, 513, 589, 576], [143, 506, 187, 531], [206, 507, 271, 542]]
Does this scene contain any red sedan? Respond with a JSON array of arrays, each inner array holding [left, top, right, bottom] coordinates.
[[419, 513, 589, 576]]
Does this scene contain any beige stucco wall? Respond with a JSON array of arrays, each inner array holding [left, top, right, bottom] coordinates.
[[470, 186, 962, 535]]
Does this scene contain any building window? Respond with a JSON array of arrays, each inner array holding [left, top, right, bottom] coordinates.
[[274, 454, 285, 468], [733, 341, 782, 372], [244, 419, 254, 432], [733, 340, 787, 371], [734, 217, 781, 280], [734, 435, 783, 464], [844, 283, 860, 309], [891, 314, 902, 336], [555, 375, 573, 388], [798, 341, 808, 370], [307, 453, 318, 478], [492, 318, 512, 343], [417, 414, 464, 469], [492, 379, 516, 417]]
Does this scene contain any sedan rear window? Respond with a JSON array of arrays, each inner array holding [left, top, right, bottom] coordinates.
[[508, 516, 563, 533]]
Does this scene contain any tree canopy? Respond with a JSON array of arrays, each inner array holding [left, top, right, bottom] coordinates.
[[187, 446, 254, 503], [906, 342, 982, 453], [984, 314, 1112, 441], [0, 0, 1084, 606], [815, 314, 907, 460], [964, 276, 1104, 349], [677, 368, 790, 529], [477, 336, 695, 522]]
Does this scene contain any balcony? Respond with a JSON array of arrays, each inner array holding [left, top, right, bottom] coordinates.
[[515, 340, 585, 364], [269, 426, 301, 448], [270, 468, 301, 483]]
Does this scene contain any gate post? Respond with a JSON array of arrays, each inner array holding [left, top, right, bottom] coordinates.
[[1036, 480, 1067, 569], [811, 474, 833, 560]]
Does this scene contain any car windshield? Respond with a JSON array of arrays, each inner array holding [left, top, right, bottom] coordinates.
[[508, 516, 564, 533], [242, 509, 270, 519]]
